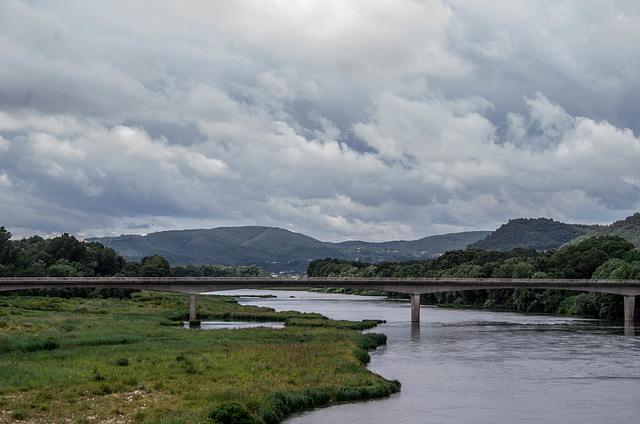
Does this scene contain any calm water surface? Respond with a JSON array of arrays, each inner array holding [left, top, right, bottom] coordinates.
[[209, 290, 640, 424]]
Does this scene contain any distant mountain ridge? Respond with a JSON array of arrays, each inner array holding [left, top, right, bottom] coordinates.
[[88, 227, 491, 274], [87, 214, 640, 274]]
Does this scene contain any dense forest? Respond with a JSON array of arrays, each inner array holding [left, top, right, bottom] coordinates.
[[0, 226, 173, 278], [0, 226, 177, 298], [0, 227, 262, 301], [172, 264, 268, 277], [0, 226, 268, 281], [307, 236, 640, 320]]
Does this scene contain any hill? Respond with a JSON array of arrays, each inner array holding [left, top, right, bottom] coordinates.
[[468, 218, 600, 251], [567, 213, 640, 247], [337, 231, 493, 262], [88, 227, 491, 274]]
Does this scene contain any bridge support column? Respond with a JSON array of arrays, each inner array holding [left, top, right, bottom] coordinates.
[[624, 295, 636, 322], [190, 294, 197, 322], [411, 293, 421, 322]]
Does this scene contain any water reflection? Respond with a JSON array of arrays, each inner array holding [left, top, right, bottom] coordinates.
[[410, 321, 420, 342], [625, 321, 636, 336]]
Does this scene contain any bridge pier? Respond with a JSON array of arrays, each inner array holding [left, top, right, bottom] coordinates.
[[624, 295, 636, 322], [411, 293, 421, 322], [190, 294, 197, 322]]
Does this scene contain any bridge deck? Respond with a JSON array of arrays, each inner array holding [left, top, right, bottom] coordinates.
[[1, 276, 640, 296], [1, 277, 638, 322]]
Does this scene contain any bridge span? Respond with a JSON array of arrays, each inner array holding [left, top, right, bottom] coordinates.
[[1, 277, 639, 323]]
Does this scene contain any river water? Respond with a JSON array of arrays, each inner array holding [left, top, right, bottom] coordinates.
[[209, 290, 640, 424]]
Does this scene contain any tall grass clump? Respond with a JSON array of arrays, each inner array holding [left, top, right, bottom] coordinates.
[[0, 335, 59, 353]]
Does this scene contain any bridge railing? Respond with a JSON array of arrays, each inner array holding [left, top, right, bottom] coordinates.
[[1, 276, 639, 284]]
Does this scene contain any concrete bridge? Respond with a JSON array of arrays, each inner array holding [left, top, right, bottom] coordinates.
[[1, 276, 639, 323]]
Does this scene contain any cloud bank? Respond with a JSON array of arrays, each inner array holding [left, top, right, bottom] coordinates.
[[1, 0, 639, 241]]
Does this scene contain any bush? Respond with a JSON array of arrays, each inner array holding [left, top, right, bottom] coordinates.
[[116, 357, 130, 366], [207, 402, 255, 424], [357, 333, 387, 350], [42, 337, 60, 350], [353, 347, 371, 364]]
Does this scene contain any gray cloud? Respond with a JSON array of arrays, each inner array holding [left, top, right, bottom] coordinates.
[[1, 0, 639, 243]]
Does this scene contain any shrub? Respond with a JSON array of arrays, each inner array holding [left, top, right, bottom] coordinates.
[[41, 337, 60, 351], [92, 369, 106, 381], [357, 333, 387, 350], [116, 357, 130, 366], [353, 347, 371, 364], [207, 402, 255, 424]]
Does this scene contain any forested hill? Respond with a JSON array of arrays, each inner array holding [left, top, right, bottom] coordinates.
[[87, 227, 491, 273], [568, 213, 640, 247], [468, 218, 599, 251]]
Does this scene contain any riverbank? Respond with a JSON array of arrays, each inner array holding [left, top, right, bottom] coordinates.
[[0, 291, 399, 423]]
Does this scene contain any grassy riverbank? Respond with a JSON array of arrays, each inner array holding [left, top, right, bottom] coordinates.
[[0, 291, 398, 424]]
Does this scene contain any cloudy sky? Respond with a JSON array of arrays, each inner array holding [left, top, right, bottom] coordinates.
[[1, 0, 639, 242]]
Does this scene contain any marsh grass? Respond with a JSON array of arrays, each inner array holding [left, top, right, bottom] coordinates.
[[0, 291, 398, 423]]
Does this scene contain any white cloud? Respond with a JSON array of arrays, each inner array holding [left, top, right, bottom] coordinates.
[[0, 171, 11, 188], [1, 0, 639, 242], [33, 132, 85, 160], [183, 151, 229, 179]]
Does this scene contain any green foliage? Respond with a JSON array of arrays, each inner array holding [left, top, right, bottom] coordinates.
[[0, 335, 59, 353], [10, 409, 27, 421], [571, 212, 640, 248], [258, 380, 400, 424], [140, 254, 172, 277], [0, 230, 126, 278], [357, 333, 387, 350], [352, 348, 371, 364], [0, 293, 396, 423], [208, 402, 256, 424], [173, 264, 268, 277], [115, 357, 131, 366], [308, 235, 640, 320], [0, 227, 190, 299], [547, 236, 634, 279]]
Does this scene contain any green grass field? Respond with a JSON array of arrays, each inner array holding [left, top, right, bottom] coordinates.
[[0, 292, 399, 423]]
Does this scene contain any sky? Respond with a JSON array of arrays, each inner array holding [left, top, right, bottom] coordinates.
[[1, 0, 640, 242]]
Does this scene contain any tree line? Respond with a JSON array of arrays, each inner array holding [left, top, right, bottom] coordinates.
[[0, 226, 177, 298], [0, 226, 267, 299], [307, 235, 640, 320]]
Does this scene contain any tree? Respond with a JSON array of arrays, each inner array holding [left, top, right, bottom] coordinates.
[[0, 226, 23, 276], [46, 233, 88, 266], [140, 255, 172, 277]]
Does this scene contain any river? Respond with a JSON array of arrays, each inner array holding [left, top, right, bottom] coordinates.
[[209, 290, 640, 424]]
